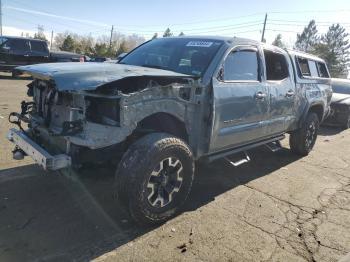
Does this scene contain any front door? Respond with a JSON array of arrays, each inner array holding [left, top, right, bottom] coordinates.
[[6, 38, 31, 66], [209, 46, 269, 153]]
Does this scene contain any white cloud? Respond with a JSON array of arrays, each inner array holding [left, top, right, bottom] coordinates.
[[3, 26, 55, 48], [5, 6, 109, 27], [3, 26, 37, 37]]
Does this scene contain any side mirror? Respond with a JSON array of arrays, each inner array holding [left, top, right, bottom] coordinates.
[[116, 52, 127, 62]]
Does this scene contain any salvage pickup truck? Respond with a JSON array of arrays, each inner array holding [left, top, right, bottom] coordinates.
[[7, 36, 332, 225]]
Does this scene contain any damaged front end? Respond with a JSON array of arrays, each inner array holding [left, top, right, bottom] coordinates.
[[7, 63, 199, 170]]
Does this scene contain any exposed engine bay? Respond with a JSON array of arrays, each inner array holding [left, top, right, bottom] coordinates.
[[9, 71, 200, 167]]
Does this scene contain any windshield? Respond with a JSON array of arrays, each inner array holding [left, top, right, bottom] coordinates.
[[120, 38, 224, 76]]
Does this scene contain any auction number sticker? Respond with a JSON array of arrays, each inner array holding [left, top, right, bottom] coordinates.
[[186, 41, 213, 47]]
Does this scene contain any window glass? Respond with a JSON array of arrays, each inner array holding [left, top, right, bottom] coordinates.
[[0, 37, 8, 46], [30, 41, 47, 53], [264, 50, 289, 80], [120, 38, 223, 76], [9, 39, 29, 52], [223, 50, 258, 81], [316, 62, 329, 78], [308, 60, 319, 77], [297, 57, 311, 77]]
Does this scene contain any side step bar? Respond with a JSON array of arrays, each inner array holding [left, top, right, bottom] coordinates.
[[225, 151, 250, 167], [265, 140, 283, 152], [207, 134, 285, 162]]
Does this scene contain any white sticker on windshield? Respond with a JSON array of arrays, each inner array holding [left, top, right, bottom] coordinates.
[[186, 41, 213, 47]]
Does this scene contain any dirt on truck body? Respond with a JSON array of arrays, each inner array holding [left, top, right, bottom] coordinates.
[[7, 36, 332, 224]]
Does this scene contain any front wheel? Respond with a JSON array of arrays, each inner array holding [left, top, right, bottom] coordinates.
[[289, 113, 319, 156], [115, 133, 194, 225]]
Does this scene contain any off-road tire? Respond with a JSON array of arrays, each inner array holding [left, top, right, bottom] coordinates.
[[289, 112, 319, 156], [115, 133, 194, 225]]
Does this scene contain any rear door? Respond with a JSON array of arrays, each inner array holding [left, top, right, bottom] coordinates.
[[263, 49, 296, 134], [4, 38, 30, 66], [29, 40, 49, 64], [209, 46, 269, 153]]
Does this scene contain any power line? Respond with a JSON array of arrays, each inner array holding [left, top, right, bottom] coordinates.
[[269, 19, 350, 25]]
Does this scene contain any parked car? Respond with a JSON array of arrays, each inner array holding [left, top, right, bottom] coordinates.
[[0, 36, 83, 77], [7, 36, 332, 225], [49, 51, 85, 63], [89, 57, 110, 62], [323, 78, 350, 129]]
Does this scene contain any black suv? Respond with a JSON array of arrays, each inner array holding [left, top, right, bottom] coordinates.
[[0, 36, 49, 76]]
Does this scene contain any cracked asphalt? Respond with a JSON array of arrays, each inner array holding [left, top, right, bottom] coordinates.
[[0, 73, 350, 262]]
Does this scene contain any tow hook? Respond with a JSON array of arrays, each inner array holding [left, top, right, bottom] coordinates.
[[12, 146, 26, 160]]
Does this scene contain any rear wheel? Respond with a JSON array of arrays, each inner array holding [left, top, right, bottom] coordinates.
[[115, 133, 194, 225], [290, 113, 319, 156]]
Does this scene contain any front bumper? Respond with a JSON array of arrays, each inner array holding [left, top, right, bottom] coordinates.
[[7, 128, 71, 170]]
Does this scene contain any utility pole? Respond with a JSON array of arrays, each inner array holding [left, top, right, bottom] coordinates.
[[50, 30, 53, 50], [109, 25, 114, 49], [261, 13, 267, 42], [0, 0, 3, 36]]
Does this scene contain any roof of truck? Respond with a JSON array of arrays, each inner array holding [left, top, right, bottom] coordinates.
[[287, 49, 326, 63], [169, 35, 261, 45], [170, 36, 325, 62]]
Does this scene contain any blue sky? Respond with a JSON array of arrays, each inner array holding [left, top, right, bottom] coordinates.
[[2, 0, 350, 46]]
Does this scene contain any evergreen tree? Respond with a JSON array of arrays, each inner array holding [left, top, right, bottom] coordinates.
[[163, 28, 173, 37], [151, 33, 158, 40], [93, 42, 109, 57], [60, 35, 75, 52], [314, 24, 350, 77], [33, 25, 47, 41], [179, 32, 185, 36], [295, 20, 318, 52], [116, 41, 128, 56], [272, 34, 285, 48]]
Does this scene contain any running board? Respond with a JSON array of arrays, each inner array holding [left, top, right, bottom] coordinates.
[[207, 134, 285, 162], [225, 151, 250, 167], [265, 140, 283, 152]]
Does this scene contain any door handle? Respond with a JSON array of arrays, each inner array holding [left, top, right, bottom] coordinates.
[[286, 90, 295, 97], [255, 91, 267, 100]]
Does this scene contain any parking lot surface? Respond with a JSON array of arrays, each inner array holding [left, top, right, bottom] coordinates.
[[0, 73, 349, 262]]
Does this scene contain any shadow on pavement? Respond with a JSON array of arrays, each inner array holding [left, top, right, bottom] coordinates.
[[0, 146, 301, 261], [0, 74, 32, 80], [319, 126, 345, 136]]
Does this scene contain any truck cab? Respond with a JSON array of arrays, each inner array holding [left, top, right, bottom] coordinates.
[[208, 40, 331, 155]]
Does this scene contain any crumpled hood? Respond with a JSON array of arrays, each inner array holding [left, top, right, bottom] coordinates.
[[17, 62, 191, 91], [331, 92, 350, 105]]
